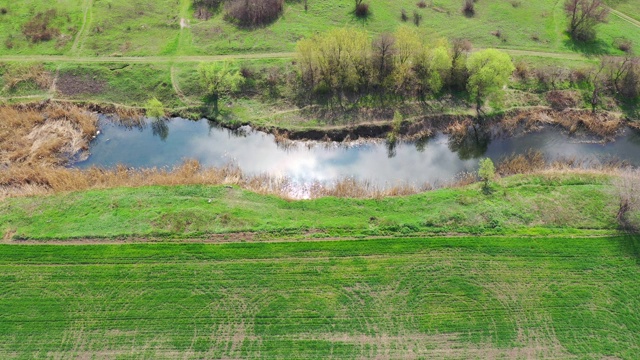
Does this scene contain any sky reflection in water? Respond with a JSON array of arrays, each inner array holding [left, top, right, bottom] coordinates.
[[75, 117, 640, 187]]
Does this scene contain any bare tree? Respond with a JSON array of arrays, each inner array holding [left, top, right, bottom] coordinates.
[[614, 169, 640, 229], [372, 33, 396, 86], [564, 0, 608, 42]]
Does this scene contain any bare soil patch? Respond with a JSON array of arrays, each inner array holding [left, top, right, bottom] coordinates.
[[56, 72, 107, 96]]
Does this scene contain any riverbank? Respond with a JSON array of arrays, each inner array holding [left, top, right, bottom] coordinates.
[[1, 172, 631, 241]]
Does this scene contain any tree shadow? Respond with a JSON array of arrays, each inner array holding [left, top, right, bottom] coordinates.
[[562, 37, 610, 57], [615, 235, 640, 265]]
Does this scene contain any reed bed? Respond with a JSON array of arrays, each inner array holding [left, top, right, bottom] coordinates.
[[501, 109, 623, 138], [0, 103, 97, 166]]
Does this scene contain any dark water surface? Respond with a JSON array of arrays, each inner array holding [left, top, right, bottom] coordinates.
[[75, 117, 640, 187]]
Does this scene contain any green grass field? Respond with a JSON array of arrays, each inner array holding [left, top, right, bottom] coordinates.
[[1, 0, 638, 57], [0, 236, 638, 359], [0, 174, 621, 240]]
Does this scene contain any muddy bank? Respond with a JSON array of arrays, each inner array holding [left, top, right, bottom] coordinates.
[[11, 100, 628, 143]]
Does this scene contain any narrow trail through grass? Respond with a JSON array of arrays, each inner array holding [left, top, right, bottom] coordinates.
[[70, 0, 94, 55]]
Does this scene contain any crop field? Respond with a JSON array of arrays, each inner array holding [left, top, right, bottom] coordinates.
[[0, 237, 638, 359]]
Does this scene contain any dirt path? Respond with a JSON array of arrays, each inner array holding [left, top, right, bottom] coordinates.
[[609, 8, 640, 29], [170, 65, 200, 106], [0, 53, 297, 63], [70, 0, 94, 55], [0, 48, 595, 65]]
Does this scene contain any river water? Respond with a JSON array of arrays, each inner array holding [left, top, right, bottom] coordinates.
[[75, 117, 640, 187]]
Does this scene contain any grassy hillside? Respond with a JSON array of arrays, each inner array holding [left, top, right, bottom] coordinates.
[[0, 236, 638, 359], [2, 0, 638, 56], [0, 174, 621, 240]]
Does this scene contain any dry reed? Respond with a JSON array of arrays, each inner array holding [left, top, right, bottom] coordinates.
[[0, 103, 97, 166]]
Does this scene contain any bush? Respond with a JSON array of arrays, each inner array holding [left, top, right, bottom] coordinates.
[[355, 3, 369, 17], [413, 11, 422, 25], [462, 0, 475, 17], [417, 1, 427, 8], [22, 9, 60, 43], [145, 98, 165, 119], [401, 9, 408, 21], [225, 0, 284, 27], [0, 8, 7, 15], [613, 37, 633, 53], [546, 90, 579, 110]]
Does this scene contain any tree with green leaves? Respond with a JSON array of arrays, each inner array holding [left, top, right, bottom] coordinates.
[[415, 40, 452, 98], [198, 62, 244, 115], [144, 98, 165, 119], [478, 158, 495, 192], [466, 49, 514, 116]]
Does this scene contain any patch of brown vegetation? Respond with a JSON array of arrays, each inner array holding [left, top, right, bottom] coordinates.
[[1, 63, 52, 92], [22, 9, 60, 43], [0, 103, 97, 167], [497, 150, 546, 175], [545, 90, 580, 110], [56, 72, 106, 96], [501, 108, 623, 139]]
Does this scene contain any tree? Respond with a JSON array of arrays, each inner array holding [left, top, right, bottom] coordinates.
[[391, 26, 421, 95], [372, 33, 396, 87], [478, 158, 495, 192], [198, 62, 243, 115], [564, 0, 608, 42], [294, 28, 371, 105], [449, 38, 472, 90], [415, 40, 452, 98], [144, 98, 165, 119], [466, 49, 515, 116]]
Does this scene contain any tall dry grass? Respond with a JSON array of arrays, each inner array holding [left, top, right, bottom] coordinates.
[[0, 161, 436, 200], [0, 103, 97, 166], [501, 109, 622, 139]]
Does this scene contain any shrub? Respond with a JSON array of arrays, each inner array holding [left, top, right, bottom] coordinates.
[[478, 158, 495, 192], [462, 0, 475, 17], [145, 98, 165, 119], [0, 8, 7, 15], [22, 9, 60, 43], [355, 3, 370, 17], [417, 1, 427, 8], [613, 37, 633, 53], [413, 10, 422, 25], [546, 90, 579, 110], [401, 9, 408, 21], [225, 0, 284, 27]]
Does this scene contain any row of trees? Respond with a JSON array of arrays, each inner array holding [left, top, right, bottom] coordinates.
[[295, 27, 514, 113]]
